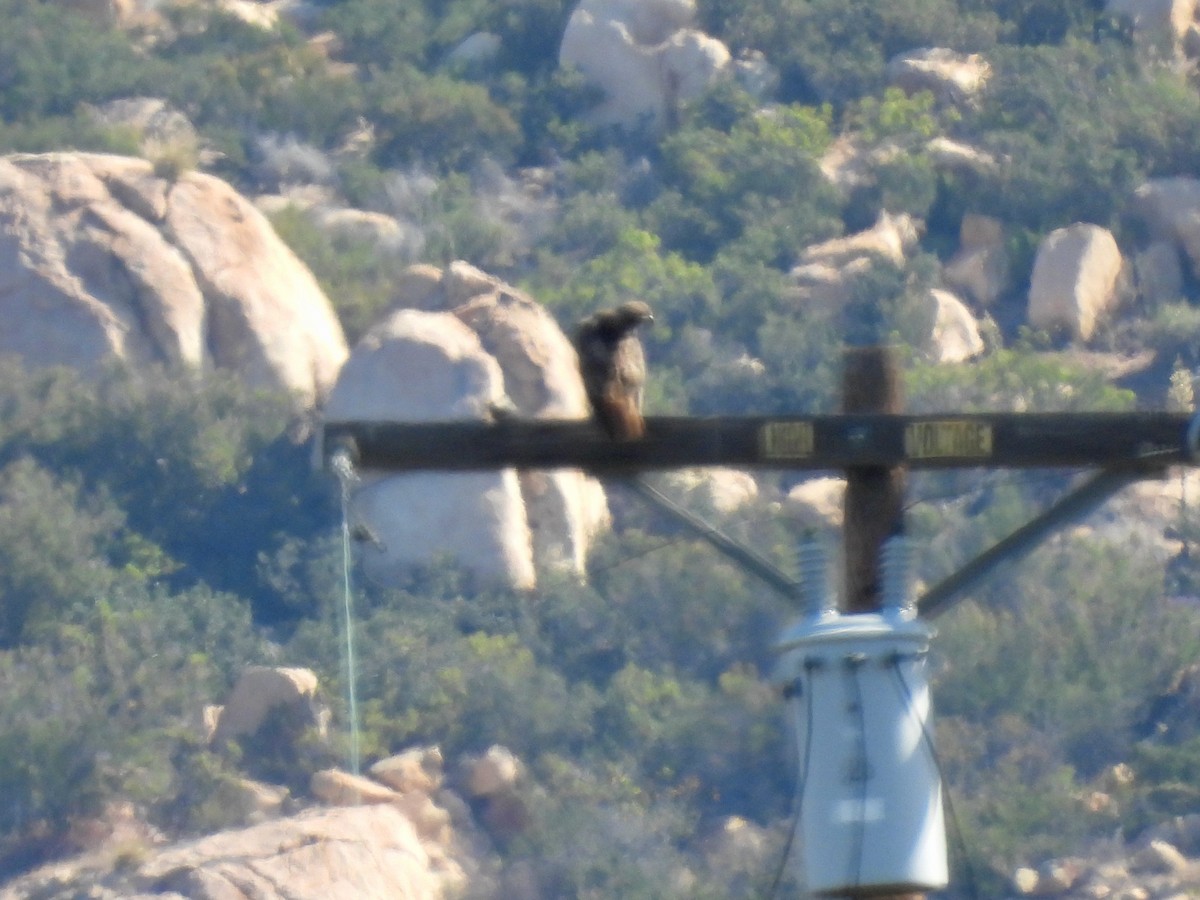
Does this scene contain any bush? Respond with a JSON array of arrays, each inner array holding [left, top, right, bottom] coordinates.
[[929, 531, 1200, 876], [367, 68, 522, 171], [907, 347, 1137, 412], [0, 361, 336, 623], [699, 0, 999, 104], [654, 100, 840, 263], [525, 225, 721, 348], [953, 40, 1169, 234], [0, 580, 259, 866], [0, 0, 157, 123]]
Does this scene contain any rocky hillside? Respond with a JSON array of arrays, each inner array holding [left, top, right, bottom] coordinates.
[[5, 0, 1200, 898]]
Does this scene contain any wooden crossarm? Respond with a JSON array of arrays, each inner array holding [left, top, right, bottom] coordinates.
[[322, 412, 1194, 473]]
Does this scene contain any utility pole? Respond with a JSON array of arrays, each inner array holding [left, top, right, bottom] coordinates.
[[841, 344, 922, 900], [324, 345, 1196, 899], [842, 345, 906, 614]]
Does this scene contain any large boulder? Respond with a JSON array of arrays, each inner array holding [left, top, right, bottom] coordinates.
[[453, 281, 610, 574], [1027, 223, 1124, 341], [0, 153, 348, 405], [212, 666, 324, 745], [324, 264, 610, 588], [785, 477, 846, 530], [370, 746, 445, 795], [661, 468, 759, 514], [560, 0, 732, 131], [213, 0, 321, 31], [461, 745, 530, 845], [463, 745, 524, 800], [797, 210, 919, 270], [1134, 178, 1200, 278], [325, 308, 539, 590], [451, 279, 588, 419], [924, 137, 999, 175]]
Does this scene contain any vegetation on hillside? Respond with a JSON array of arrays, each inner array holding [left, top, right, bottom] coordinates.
[[3, 0, 1200, 895]]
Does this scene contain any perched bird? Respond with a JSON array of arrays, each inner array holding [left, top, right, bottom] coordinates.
[[574, 300, 654, 440]]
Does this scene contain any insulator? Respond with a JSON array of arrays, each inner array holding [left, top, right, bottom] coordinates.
[[881, 536, 914, 613], [797, 539, 834, 617]]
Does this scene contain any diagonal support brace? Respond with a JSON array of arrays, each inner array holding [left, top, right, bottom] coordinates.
[[917, 467, 1165, 619]]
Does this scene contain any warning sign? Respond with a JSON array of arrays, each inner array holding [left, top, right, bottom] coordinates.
[[760, 421, 815, 459], [904, 421, 992, 459]]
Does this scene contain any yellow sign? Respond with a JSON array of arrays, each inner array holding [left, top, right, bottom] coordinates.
[[905, 420, 993, 459], [760, 421, 815, 459]]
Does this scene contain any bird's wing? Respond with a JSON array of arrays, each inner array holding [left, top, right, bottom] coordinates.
[[596, 387, 645, 440]]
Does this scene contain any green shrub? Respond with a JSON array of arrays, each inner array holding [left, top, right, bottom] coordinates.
[[907, 347, 1137, 412], [0, 0, 157, 122], [0, 580, 259, 861], [269, 205, 403, 345], [654, 100, 840, 263], [367, 67, 522, 171]]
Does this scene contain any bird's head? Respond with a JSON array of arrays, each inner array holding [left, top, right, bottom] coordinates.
[[615, 300, 654, 328]]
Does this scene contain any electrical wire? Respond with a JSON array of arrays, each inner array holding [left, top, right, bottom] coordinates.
[[764, 659, 818, 900], [888, 653, 979, 900], [331, 450, 362, 778]]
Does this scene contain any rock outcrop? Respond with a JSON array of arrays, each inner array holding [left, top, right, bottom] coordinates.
[[788, 211, 921, 307], [560, 0, 733, 131], [943, 213, 1010, 307], [325, 307, 538, 589], [1134, 177, 1200, 279], [323, 263, 610, 589], [886, 47, 990, 104], [661, 469, 760, 514], [928, 288, 985, 363], [1028, 223, 1124, 341], [1011, 818, 1200, 898], [212, 666, 325, 745], [0, 804, 466, 900], [0, 718, 495, 900], [0, 153, 348, 405], [785, 477, 846, 530]]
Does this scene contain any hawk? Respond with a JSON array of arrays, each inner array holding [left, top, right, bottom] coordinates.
[[574, 301, 654, 440]]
